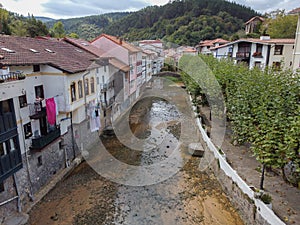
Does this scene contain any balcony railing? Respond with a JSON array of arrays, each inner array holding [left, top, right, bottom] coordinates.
[[29, 101, 46, 120], [31, 127, 61, 150], [0, 71, 25, 83], [236, 52, 250, 59]]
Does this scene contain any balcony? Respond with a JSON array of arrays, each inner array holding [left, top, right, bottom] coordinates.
[[236, 52, 250, 59], [0, 149, 23, 182], [29, 101, 46, 120], [0, 71, 25, 83], [101, 83, 108, 92], [31, 127, 61, 150]]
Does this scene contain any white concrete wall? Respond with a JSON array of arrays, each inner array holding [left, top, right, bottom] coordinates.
[[293, 15, 300, 71], [249, 43, 268, 69], [269, 44, 294, 70]]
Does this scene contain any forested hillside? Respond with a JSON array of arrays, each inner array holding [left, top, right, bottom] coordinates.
[[46, 12, 130, 40], [103, 0, 259, 45]]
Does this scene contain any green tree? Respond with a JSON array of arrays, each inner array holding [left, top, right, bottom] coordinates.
[[0, 7, 10, 34], [51, 21, 66, 38], [68, 32, 79, 38], [262, 12, 297, 38], [26, 15, 49, 37], [10, 20, 27, 36]]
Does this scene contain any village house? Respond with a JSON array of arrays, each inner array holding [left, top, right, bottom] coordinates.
[[90, 34, 143, 102], [210, 36, 295, 70], [196, 38, 229, 55], [63, 37, 130, 126], [289, 7, 300, 71], [245, 16, 264, 34], [0, 35, 104, 220], [138, 40, 164, 74]]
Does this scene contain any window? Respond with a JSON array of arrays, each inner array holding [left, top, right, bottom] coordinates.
[[254, 62, 261, 68], [19, 95, 27, 108], [256, 44, 263, 53], [90, 77, 95, 94], [0, 182, 4, 192], [0, 142, 6, 156], [35, 85, 44, 99], [70, 82, 76, 102], [78, 80, 83, 99], [37, 155, 43, 167], [274, 45, 283, 55], [23, 123, 32, 139], [33, 65, 40, 72], [273, 61, 281, 70], [104, 65, 107, 72], [59, 140, 64, 150], [97, 77, 100, 85], [84, 78, 89, 95]]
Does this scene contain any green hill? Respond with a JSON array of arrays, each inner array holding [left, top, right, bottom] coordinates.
[[46, 12, 130, 40], [103, 0, 259, 45]]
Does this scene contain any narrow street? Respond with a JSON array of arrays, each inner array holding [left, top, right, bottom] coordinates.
[[26, 78, 244, 225]]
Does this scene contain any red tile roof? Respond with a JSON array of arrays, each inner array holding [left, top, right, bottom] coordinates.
[[289, 7, 300, 14], [139, 40, 162, 44], [198, 38, 229, 47], [210, 38, 295, 50], [63, 37, 105, 57], [91, 34, 141, 53], [109, 58, 130, 72], [0, 35, 98, 73], [245, 16, 265, 25]]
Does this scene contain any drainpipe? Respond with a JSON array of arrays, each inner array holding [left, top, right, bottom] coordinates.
[[82, 71, 90, 120], [18, 104, 34, 201], [13, 174, 21, 212], [70, 111, 76, 160]]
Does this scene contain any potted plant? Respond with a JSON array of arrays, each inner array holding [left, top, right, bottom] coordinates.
[[18, 73, 26, 80], [252, 52, 262, 57], [260, 193, 272, 209]]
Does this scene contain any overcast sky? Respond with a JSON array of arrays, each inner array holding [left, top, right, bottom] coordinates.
[[1, 0, 299, 19]]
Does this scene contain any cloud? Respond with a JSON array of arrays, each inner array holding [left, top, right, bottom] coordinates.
[[233, 0, 299, 12], [41, 0, 148, 17]]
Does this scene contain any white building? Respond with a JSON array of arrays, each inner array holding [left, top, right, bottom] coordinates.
[[0, 35, 103, 221], [289, 7, 300, 71], [211, 37, 295, 70], [138, 40, 164, 75]]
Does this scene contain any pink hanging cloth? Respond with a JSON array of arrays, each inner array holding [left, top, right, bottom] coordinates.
[[46, 98, 56, 125]]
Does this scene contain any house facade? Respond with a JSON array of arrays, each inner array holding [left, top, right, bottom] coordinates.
[[138, 40, 164, 75], [211, 37, 295, 70], [0, 36, 103, 220], [91, 34, 142, 101], [245, 16, 264, 34], [289, 7, 300, 71], [196, 38, 229, 55]]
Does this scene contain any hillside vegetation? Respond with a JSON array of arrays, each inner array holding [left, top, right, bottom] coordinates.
[[46, 12, 130, 40], [103, 0, 259, 45]]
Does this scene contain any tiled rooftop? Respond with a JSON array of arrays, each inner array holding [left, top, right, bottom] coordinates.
[[0, 35, 98, 73]]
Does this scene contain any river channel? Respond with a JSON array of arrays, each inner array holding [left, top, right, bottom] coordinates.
[[27, 78, 244, 225]]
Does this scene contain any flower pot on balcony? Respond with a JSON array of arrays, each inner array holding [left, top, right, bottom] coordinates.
[[18, 74, 26, 80]]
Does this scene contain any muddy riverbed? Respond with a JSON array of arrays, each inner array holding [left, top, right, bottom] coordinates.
[[27, 78, 244, 225]]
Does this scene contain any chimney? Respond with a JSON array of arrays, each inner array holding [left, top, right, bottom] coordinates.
[[260, 36, 271, 40], [119, 37, 123, 44]]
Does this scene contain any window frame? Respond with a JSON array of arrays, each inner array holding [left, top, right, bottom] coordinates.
[[274, 45, 283, 55], [19, 94, 27, 108], [70, 82, 76, 102]]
